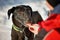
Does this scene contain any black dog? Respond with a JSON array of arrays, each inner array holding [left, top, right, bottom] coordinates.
[[7, 5, 43, 40]]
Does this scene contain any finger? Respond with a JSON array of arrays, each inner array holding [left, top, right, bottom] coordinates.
[[29, 27, 34, 33]]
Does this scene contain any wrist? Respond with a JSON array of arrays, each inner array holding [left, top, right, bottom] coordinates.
[[35, 24, 42, 35], [38, 24, 42, 33]]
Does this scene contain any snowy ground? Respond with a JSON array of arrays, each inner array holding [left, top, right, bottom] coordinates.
[[0, 29, 11, 40], [0, 14, 12, 40]]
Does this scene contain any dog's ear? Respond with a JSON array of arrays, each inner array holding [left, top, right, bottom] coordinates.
[[7, 7, 15, 19], [26, 6, 32, 16]]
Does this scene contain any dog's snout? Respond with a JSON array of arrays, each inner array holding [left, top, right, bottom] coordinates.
[[26, 18, 32, 24]]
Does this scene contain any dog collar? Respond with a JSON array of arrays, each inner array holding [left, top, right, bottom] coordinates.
[[12, 24, 24, 33]]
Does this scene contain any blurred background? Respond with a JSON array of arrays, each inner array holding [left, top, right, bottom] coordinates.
[[0, 0, 49, 40]]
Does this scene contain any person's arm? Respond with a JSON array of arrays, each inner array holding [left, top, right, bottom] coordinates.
[[26, 14, 60, 35], [38, 14, 60, 32]]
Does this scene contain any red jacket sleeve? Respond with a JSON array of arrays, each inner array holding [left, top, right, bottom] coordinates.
[[38, 14, 60, 32]]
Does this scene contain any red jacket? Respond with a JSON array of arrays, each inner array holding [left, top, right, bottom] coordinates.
[[35, 4, 60, 40], [38, 14, 60, 32], [38, 14, 60, 40]]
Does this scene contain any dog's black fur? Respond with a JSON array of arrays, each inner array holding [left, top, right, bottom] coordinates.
[[7, 5, 43, 40]]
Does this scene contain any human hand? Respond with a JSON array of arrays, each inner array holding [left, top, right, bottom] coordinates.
[[26, 23, 40, 35]]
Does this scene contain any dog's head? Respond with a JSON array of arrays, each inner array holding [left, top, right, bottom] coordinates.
[[7, 5, 32, 26]]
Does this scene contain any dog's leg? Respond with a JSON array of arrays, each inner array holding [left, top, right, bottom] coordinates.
[[28, 33, 34, 40], [18, 31, 25, 40], [11, 28, 18, 40], [24, 28, 34, 40]]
